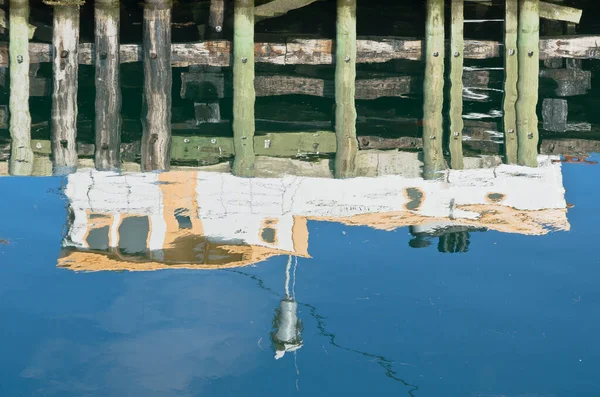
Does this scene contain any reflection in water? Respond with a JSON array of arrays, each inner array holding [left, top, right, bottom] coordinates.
[[58, 155, 568, 271], [3, 1, 600, 395], [229, 268, 420, 396], [271, 256, 303, 360]]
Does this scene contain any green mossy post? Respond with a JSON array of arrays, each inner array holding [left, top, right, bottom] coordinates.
[[232, 0, 256, 177], [423, 0, 446, 179], [516, 0, 540, 167], [141, 0, 172, 171], [334, 0, 358, 179], [503, 0, 519, 164], [9, 0, 34, 176], [51, 4, 79, 175], [449, 0, 464, 170], [94, 0, 121, 171]]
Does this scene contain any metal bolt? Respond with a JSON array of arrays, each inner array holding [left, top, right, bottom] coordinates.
[[35, 142, 42, 150], [433, 51, 439, 57], [344, 55, 351, 63], [60, 50, 69, 59], [528, 132, 534, 139], [211, 138, 217, 144], [508, 129, 514, 134], [528, 51, 534, 57], [509, 48, 515, 56], [16, 55, 23, 64], [264, 139, 271, 149], [241, 57, 248, 63], [215, 25, 222, 33], [184, 138, 190, 143], [453, 131, 460, 138], [454, 51, 460, 57], [430, 135, 436, 140]]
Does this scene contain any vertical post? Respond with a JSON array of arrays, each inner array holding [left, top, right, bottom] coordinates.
[[232, 0, 255, 177], [94, 0, 121, 171], [503, 0, 518, 164], [9, 0, 33, 176], [516, 0, 539, 167], [334, 0, 357, 179], [51, 4, 80, 175], [423, 0, 445, 179], [207, 0, 225, 39], [141, 0, 172, 171], [449, 0, 464, 170]]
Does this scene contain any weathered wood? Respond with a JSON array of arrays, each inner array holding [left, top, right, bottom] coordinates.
[[449, 0, 464, 170], [503, 0, 518, 164], [0, 8, 36, 39], [334, 0, 358, 179], [232, 0, 255, 177], [8, 0, 33, 175], [94, 0, 121, 171], [542, 98, 568, 132], [51, 5, 79, 175], [466, 0, 581, 23], [540, 138, 600, 156], [539, 68, 591, 96], [207, 0, 224, 39], [422, 0, 446, 179], [516, 0, 540, 167], [2, 35, 600, 67], [254, 0, 318, 21], [140, 0, 172, 171], [539, 2, 581, 23]]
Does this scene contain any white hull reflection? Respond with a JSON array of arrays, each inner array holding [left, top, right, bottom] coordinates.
[[58, 155, 569, 271]]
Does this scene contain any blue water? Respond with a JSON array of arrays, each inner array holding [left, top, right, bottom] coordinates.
[[0, 157, 599, 396]]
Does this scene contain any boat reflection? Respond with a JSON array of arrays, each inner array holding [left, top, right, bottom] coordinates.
[[57, 154, 569, 271]]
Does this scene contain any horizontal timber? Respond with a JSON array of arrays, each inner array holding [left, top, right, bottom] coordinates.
[[1, 35, 599, 67]]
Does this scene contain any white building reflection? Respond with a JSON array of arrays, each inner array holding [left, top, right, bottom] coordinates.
[[58, 155, 569, 271]]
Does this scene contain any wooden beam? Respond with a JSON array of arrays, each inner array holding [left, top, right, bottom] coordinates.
[[539, 2, 581, 23], [466, 0, 582, 23], [8, 0, 34, 175], [94, 0, 121, 171], [334, 0, 358, 179], [207, 0, 225, 39], [3, 35, 600, 66], [255, 0, 319, 21], [232, 0, 256, 177]]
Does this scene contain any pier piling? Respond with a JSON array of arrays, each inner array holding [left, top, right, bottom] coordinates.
[[50, 4, 79, 175], [140, 0, 172, 171], [9, 0, 34, 176], [232, 0, 256, 177], [94, 0, 121, 171], [516, 0, 540, 167], [334, 0, 358, 179], [503, 0, 519, 164], [423, 0, 446, 179], [449, 0, 464, 170]]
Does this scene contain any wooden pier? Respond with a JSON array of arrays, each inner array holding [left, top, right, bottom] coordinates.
[[0, 0, 597, 175]]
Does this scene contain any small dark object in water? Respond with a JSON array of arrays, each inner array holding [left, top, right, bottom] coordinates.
[[0, 239, 9, 245]]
